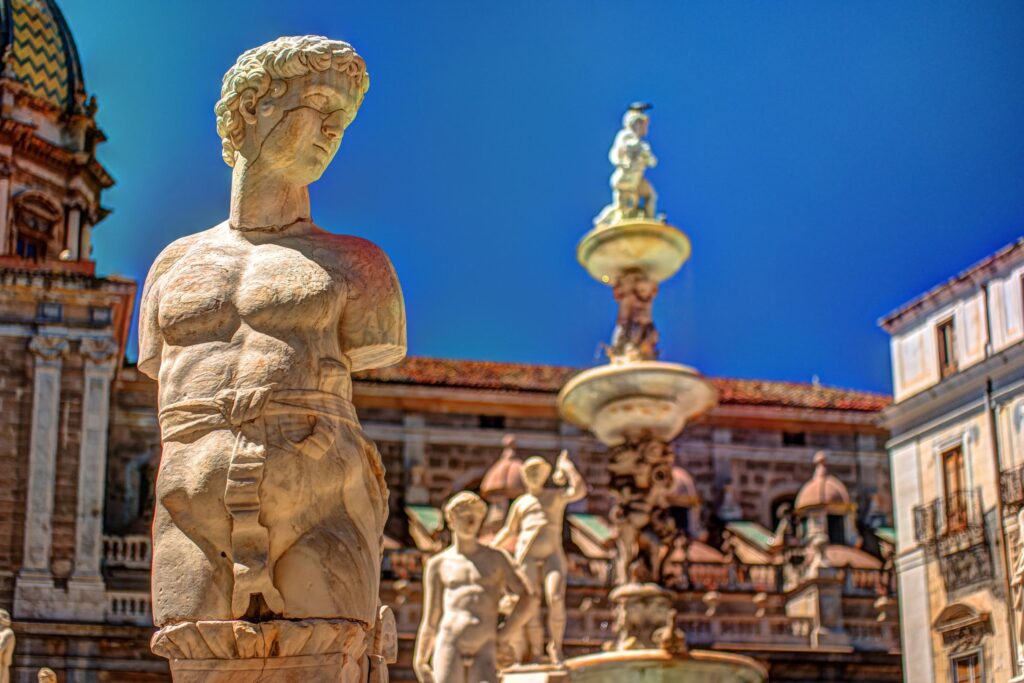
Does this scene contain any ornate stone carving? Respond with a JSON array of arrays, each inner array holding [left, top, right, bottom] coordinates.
[[414, 492, 537, 683], [593, 103, 659, 227], [607, 583, 673, 651], [0, 610, 13, 683], [607, 439, 678, 584], [28, 335, 68, 362], [609, 270, 659, 363], [79, 337, 119, 366], [491, 450, 586, 665], [138, 35, 405, 681]]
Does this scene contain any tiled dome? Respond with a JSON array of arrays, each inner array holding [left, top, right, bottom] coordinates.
[[479, 434, 525, 502], [0, 0, 85, 111], [795, 451, 850, 510]]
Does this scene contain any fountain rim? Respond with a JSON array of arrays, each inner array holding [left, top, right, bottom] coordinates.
[[564, 647, 769, 678]]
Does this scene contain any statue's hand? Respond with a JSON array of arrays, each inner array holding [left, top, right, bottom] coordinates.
[[413, 661, 436, 683]]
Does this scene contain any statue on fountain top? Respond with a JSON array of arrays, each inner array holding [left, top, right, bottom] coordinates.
[[593, 103, 660, 227]]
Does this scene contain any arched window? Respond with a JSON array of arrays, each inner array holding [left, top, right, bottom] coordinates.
[[12, 192, 62, 261]]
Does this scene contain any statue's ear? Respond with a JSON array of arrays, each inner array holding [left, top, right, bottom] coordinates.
[[239, 89, 259, 125]]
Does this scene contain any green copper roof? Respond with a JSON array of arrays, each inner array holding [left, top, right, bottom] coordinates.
[[726, 521, 775, 551], [569, 513, 614, 543], [407, 505, 443, 534], [874, 527, 896, 545]]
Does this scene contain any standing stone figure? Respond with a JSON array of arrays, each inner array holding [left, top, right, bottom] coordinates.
[[593, 103, 659, 226], [415, 492, 538, 683], [139, 36, 405, 679], [491, 451, 586, 664], [0, 610, 13, 683], [609, 270, 659, 363]]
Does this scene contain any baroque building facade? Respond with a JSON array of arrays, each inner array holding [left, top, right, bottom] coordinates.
[[882, 237, 1024, 683], [0, 1, 903, 681]]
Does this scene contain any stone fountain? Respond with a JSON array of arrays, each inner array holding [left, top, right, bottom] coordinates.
[[504, 104, 766, 682]]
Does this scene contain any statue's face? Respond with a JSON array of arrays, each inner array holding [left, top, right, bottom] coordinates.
[[522, 461, 551, 491], [447, 502, 485, 538], [248, 70, 357, 185]]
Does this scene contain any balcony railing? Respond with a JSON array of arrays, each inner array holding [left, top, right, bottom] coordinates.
[[913, 488, 986, 552], [102, 535, 152, 569], [106, 590, 152, 626], [1001, 464, 1024, 510]]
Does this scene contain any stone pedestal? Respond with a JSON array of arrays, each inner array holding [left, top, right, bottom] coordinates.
[[152, 618, 367, 683], [501, 663, 570, 683], [784, 575, 851, 648]]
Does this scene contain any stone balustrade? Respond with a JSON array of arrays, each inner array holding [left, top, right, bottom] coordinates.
[[106, 590, 152, 626], [102, 534, 152, 569]]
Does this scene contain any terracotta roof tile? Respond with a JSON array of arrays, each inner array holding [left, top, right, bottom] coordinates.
[[354, 356, 891, 412]]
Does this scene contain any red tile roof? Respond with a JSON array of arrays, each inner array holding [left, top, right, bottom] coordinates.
[[354, 356, 891, 412]]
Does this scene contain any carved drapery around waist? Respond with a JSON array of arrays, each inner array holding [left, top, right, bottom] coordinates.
[[157, 385, 359, 619], [159, 386, 358, 458]]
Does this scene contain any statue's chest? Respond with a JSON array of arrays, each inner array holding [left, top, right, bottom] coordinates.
[[235, 245, 341, 321], [157, 241, 341, 342]]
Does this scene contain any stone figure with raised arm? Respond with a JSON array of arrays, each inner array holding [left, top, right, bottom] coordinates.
[[491, 450, 587, 665], [138, 36, 405, 680], [415, 492, 538, 683], [594, 103, 659, 227], [0, 610, 13, 683]]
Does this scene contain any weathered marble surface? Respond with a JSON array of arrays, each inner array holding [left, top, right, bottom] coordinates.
[[492, 451, 586, 665], [0, 610, 13, 683], [415, 492, 538, 683], [139, 35, 405, 680]]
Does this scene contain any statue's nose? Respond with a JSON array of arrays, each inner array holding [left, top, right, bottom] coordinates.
[[322, 111, 344, 140]]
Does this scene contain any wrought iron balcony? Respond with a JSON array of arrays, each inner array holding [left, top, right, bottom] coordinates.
[[1001, 464, 1024, 510], [913, 488, 986, 553]]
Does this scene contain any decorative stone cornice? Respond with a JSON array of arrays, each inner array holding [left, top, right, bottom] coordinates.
[[28, 335, 68, 362], [79, 337, 119, 367]]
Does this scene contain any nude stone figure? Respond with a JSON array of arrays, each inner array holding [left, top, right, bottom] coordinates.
[[139, 36, 405, 678], [593, 103, 659, 227], [491, 451, 586, 664], [0, 610, 13, 683], [414, 492, 537, 683]]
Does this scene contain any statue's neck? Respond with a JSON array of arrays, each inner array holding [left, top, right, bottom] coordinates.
[[453, 534, 479, 555], [229, 159, 311, 231]]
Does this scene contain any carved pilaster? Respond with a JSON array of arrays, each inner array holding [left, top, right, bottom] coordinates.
[[14, 336, 68, 618], [72, 338, 118, 600], [0, 158, 11, 255]]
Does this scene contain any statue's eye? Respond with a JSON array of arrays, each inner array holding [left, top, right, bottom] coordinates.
[[305, 94, 329, 112]]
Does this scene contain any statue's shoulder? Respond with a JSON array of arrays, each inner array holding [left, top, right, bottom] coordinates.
[[147, 223, 226, 283], [309, 228, 396, 280]]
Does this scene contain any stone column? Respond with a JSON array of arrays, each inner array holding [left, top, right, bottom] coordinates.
[[402, 413, 429, 504], [68, 337, 119, 620], [63, 202, 83, 260], [0, 159, 12, 255], [14, 335, 68, 618]]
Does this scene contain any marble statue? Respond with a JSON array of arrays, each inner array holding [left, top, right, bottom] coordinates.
[[139, 36, 405, 680], [415, 492, 538, 683], [609, 270, 659, 362], [0, 610, 13, 683], [593, 103, 658, 227], [37, 669, 56, 683], [491, 451, 587, 664]]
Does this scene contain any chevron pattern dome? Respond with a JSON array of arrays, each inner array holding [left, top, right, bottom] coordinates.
[[0, 0, 84, 111]]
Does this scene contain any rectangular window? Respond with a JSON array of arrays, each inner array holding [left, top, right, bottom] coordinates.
[[937, 318, 958, 378], [951, 651, 982, 682], [827, 514, 846, 545], [89, 306, 113, 325], [782, 431, 807, 446], [36, 302, 62, 322], [478, 415, 506, 430], [942, 445, 967, 533]]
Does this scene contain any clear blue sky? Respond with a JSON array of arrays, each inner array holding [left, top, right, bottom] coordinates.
[[61, 1, 1024, 394]]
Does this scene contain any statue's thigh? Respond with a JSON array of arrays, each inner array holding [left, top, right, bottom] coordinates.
[[469, 644, 498, 683], [432, 643, 466, 683]]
